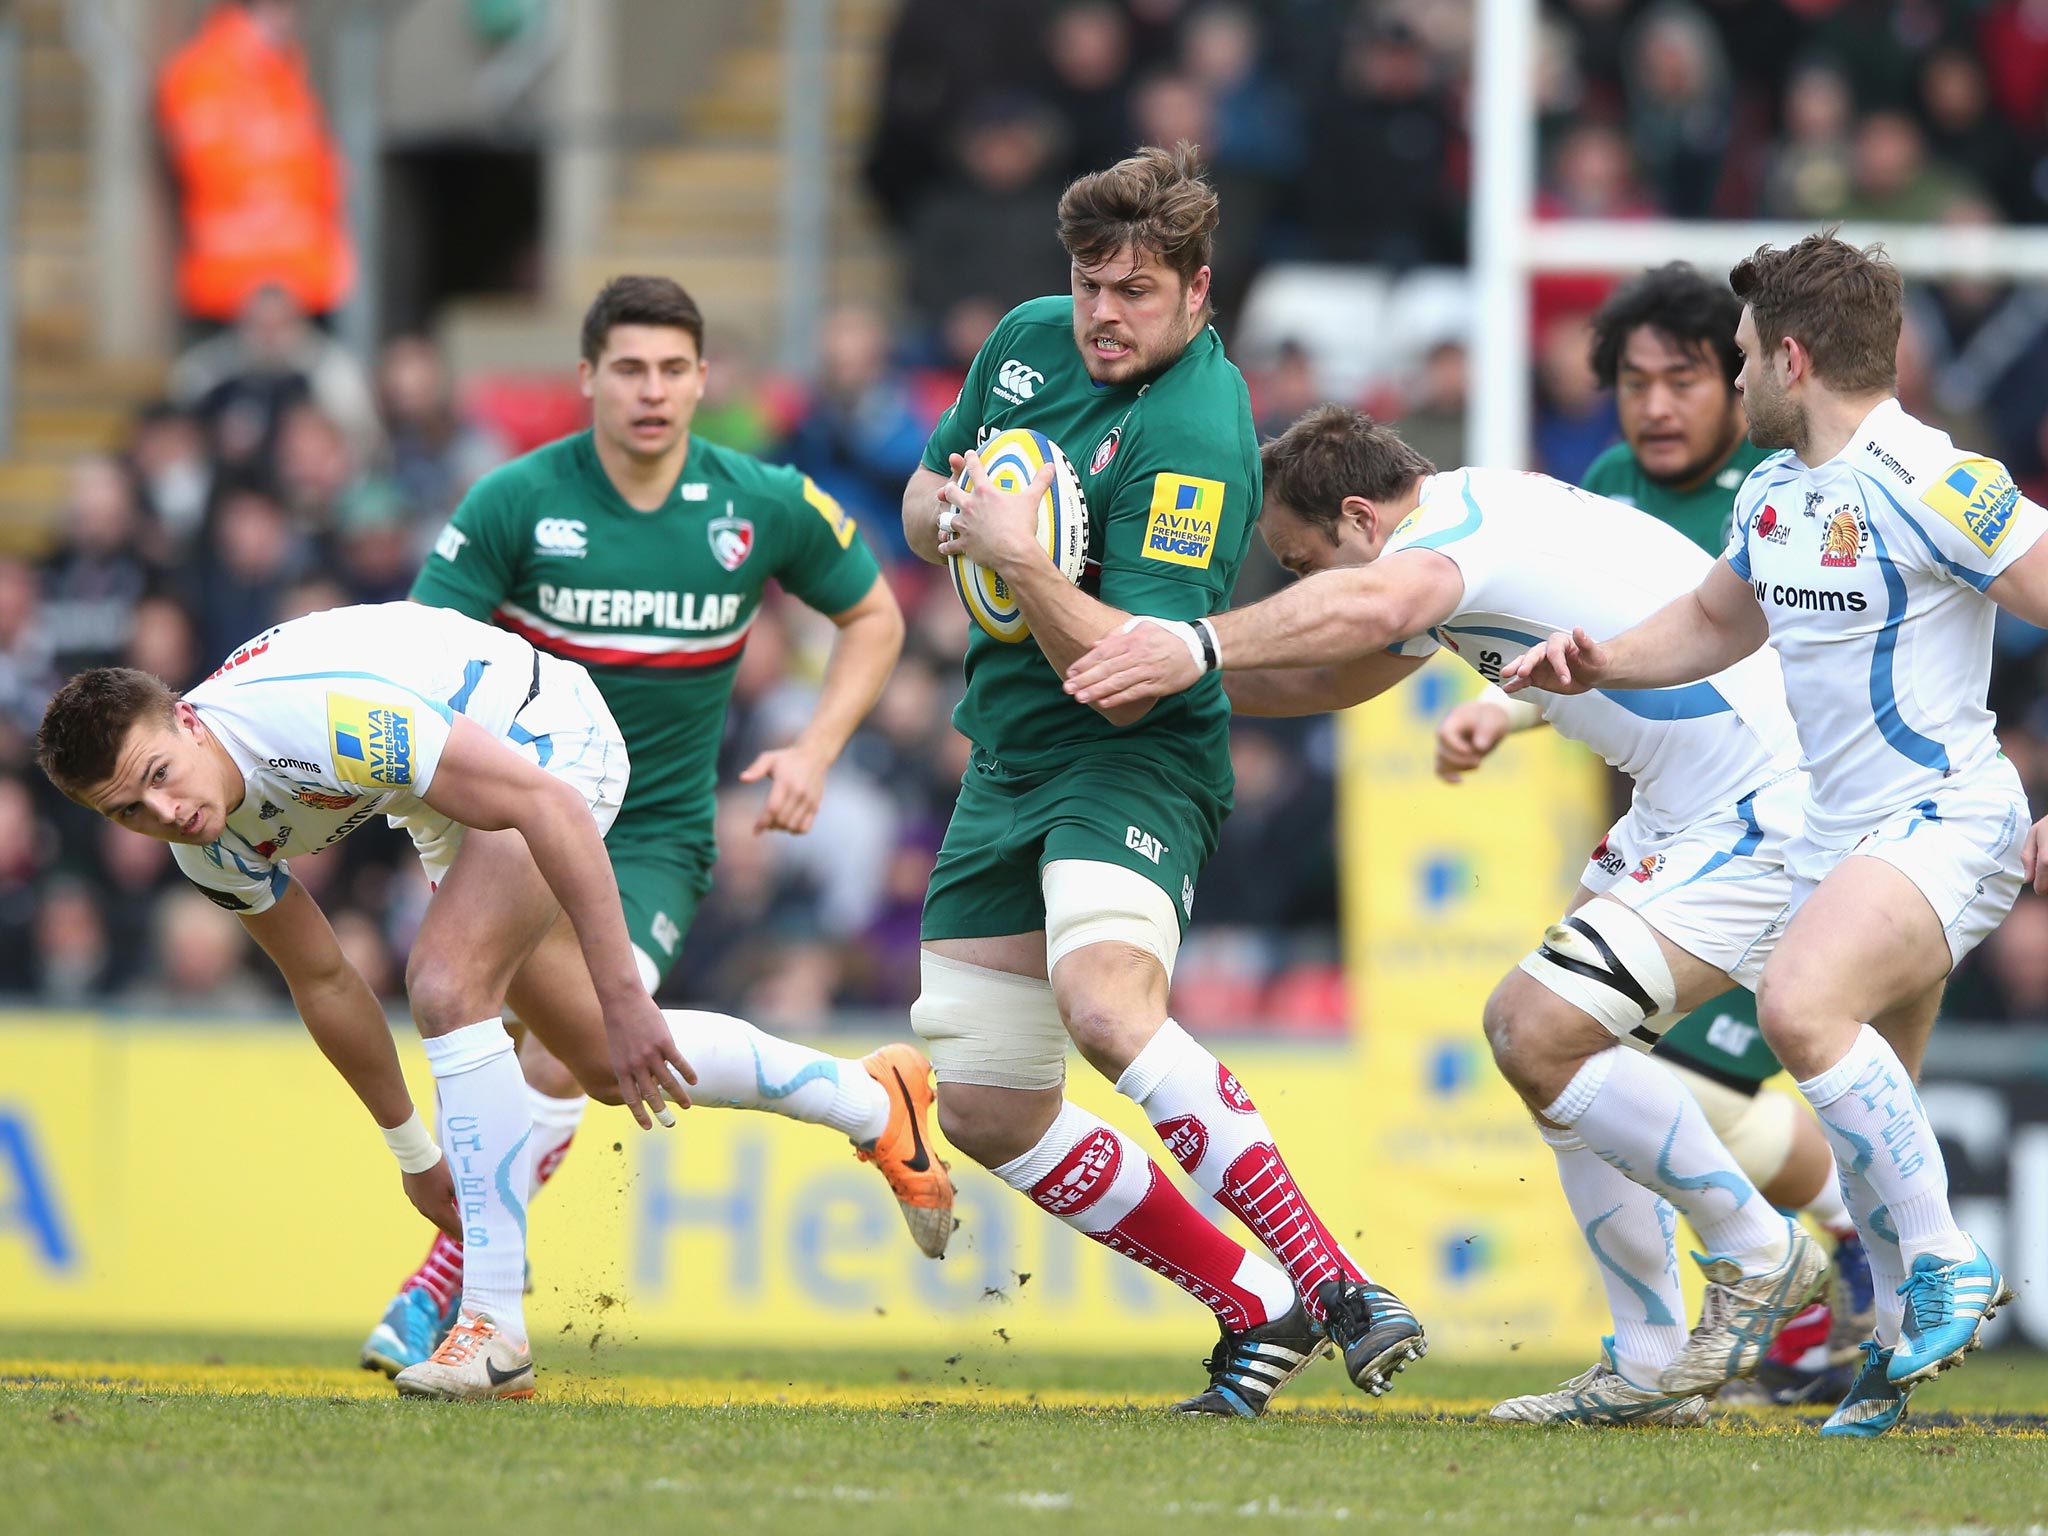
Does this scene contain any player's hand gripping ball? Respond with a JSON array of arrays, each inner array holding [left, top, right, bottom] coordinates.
[[947, 428, 1090, 642]]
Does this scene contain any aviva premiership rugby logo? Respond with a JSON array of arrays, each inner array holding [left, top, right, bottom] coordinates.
[[708, 512, 754, 571], [325, 693, 416, 787]]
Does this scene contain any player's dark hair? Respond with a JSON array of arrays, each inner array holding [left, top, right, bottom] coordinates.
[[1259, 405, 1435, 533], [580, 275, 705, 363], [1058, 143, 1219, 309], [1729, 230, 1900, 395], [1588, 263, 1743, 390], [36, 667, 180, 800]]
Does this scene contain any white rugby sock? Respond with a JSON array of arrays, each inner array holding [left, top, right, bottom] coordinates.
[[1540, 1123, 1685, 1385], [1117, 1019, 1368, 1317], [1546, 1047, 1793, 1276], [425, 1018, 533, 1342], [1800, 1158, 1857, 1239], [525, 1085, 586, 1200], [1833, 1163, 1907, 1345], [664, 1009, 889, 1143], [991, 1099, 1297, 1330], [1796, 1025, 1970, 1265]]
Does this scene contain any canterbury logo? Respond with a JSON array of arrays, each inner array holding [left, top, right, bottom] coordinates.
[[996, 359, 1044, 400], [534, 517, 588, 555]]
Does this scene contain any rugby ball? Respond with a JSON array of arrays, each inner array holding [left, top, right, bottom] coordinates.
[[948, 428, 1090, 642]]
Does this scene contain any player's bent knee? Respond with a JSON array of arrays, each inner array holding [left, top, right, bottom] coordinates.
[[910, 951, 1068, 1093], [1517, 900, 1679, 1054], [405, 958, 501, 1038], [1042, 859, 1181, 977], [1666, 1062, 1797, 1188], [935, 1082, 1057, 1169]]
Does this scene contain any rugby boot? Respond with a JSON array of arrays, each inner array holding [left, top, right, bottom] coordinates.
[[393, 1314, 534, 1401], [1316, 1278, 1428, 1396], [1171, 1295, 1329, 1417], [1658, 1228, 1828, 1393], [855, 1043, 956, 1259], [1490, 1337, 1710, 1426]]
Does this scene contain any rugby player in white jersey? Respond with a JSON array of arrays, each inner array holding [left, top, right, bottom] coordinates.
[[34, 601, 928, 1402], [1504, 232, 2047, 1435], [1065, 405, 1829, 1422]]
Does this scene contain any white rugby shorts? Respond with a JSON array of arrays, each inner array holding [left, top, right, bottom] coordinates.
[[392, 650, 629, 887], [1579, 769, 1804, 994], [1780, 756, 2028, 969]]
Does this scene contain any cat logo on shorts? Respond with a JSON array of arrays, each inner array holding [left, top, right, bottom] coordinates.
[[1627, 853, 1666, 884]]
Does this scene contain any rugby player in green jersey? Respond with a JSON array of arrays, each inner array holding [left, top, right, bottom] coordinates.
[[903, 145, 1424, 1416], [1433, 263, 1871, 1404], [360, 276, 953, 1376]]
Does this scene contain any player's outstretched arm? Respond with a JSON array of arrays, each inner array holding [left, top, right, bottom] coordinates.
[[421, 716, 695, 1130], [1223, 650, 1428, 718], [241, 880, 459, 1237], [1067, 550, 1459, 710], [900, 460, 957, 566], [1502, 558, 1766, 695], [1987, 535, 2048, 629], [741, 574, 905, 835]]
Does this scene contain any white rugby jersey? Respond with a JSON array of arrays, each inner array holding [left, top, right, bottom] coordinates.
[[1384, 467, 1801, 829], [171, 602, 547, 914], [1726, 400, 2048, 848]]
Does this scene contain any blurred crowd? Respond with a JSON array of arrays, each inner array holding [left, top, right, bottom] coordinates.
[[9, 0, 2048, 1029], [0, 283, 1344, 1033]]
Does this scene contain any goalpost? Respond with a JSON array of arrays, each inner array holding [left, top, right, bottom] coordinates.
[[1467, 0, 2048, 471]]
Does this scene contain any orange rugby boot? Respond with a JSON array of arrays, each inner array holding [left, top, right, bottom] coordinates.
[[854, 1043, 956, 1258]]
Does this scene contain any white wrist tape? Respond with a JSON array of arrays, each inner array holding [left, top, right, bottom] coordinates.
[[380, 1107, 443, 1174], [1120, 614, 1204, 671], [1479, 682, 1543, 732]]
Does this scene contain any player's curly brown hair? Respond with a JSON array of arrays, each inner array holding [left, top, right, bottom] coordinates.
[[36, 667, 179, 799], [1729, 230, 1901, 395], [1259, 405, 1436, 534], [1057, 143, 1220, 307]]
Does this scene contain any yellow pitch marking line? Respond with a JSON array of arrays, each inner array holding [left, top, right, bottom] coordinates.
[[0, 1357, 1487, 1414], [3, 1359, 2041, 1435]]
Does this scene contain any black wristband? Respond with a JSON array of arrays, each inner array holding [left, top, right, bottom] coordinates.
[[1194, 617, 1220, 673]]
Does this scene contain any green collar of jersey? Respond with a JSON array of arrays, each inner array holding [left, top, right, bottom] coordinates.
[[573, 430, 707, 516]]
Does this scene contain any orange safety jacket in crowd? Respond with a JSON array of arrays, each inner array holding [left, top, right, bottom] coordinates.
[[156, 5, 355, 321]]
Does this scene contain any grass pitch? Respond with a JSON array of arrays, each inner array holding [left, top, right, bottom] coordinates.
[[5, 1329, 2047, 1535]]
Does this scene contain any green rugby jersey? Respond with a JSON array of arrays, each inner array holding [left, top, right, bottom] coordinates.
[[1581, 436, 1771, 555], [411, 431, 881, 838], [921, 295, 1258, 813]]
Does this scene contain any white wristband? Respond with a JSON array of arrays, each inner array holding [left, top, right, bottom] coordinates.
[[1479, 682, 1543, 733], [1120, 614, 1205, 671], [380, 1107, 443, 1174]]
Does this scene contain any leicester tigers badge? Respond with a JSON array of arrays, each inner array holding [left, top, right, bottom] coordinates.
[[1090, 426, 1121, 475], [708, 511, 754, 571]]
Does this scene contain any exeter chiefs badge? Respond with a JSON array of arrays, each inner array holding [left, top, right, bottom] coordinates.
[[708, 512, 754, 571]]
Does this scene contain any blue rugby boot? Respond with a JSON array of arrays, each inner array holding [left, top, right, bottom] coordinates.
[[1821, 1341, 1913, 1437], [1171, 1296, 1329, 1418], [362, 1285, 459, 1378], [1887, 1238, 2014, 1385]]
